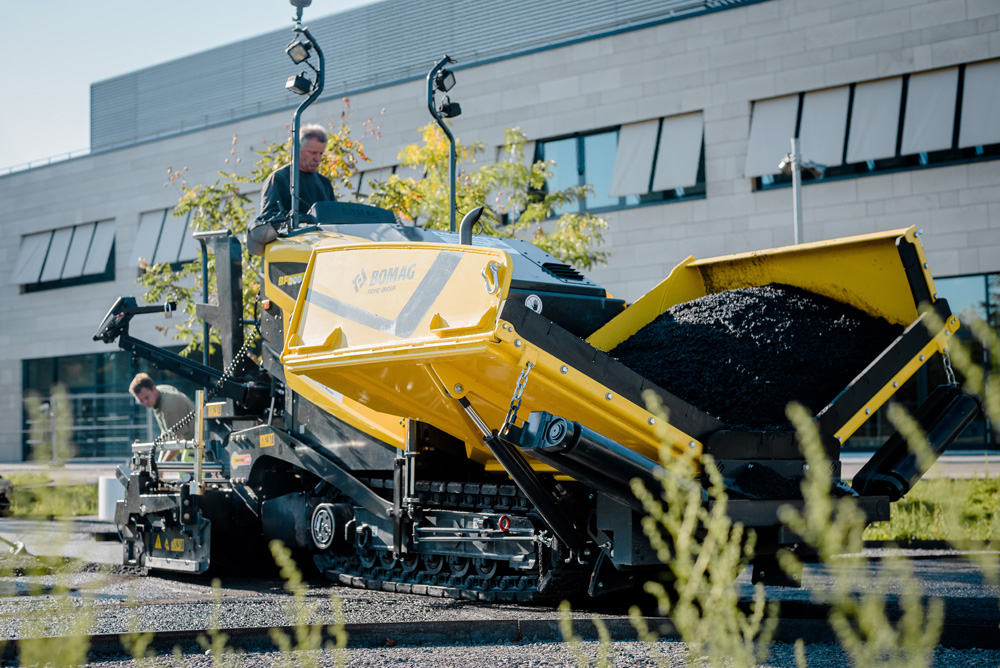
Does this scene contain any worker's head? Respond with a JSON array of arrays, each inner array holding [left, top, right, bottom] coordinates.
[[129, 373, 161, 408], [298, 124, 328, 173]]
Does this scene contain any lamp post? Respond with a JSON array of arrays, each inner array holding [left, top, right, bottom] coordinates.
[[427, 55, 462, 232], [778, 137, 825, 245], [284, 0, 325, 231]]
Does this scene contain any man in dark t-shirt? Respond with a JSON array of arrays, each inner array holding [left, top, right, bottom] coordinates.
[[247, 123, 335, 255]]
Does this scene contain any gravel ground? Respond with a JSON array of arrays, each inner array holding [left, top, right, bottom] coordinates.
[[2, 527, 999, 667], [2, 555, 999, 667]]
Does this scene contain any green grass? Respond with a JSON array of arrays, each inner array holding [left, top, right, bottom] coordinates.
[[4, 474, 98, 518], [4, 472, 52, 486], [863, 477, 1000, 542]]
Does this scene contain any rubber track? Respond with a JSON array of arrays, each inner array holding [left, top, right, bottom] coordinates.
[[320, 477, 545, 602]]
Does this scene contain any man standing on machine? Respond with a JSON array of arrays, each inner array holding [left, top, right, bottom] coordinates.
[[246, 123, 335, 255]]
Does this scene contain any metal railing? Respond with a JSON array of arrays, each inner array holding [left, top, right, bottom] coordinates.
[[0, 148, 91, 177], [22, 392, 152, 460]]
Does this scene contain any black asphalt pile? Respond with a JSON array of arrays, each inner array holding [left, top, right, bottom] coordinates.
[[609, 283, 902, 430]]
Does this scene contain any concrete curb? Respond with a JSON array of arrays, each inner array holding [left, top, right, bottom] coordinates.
[[7, 611, 999, 663]]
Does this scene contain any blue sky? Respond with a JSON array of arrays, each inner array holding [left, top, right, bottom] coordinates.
[[0, 0, 377, 170]]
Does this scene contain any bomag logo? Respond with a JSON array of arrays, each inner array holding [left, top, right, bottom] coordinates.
[[260, 433, 275, 448], [353, 263, 418, 295], [352, 268, 368, 293], [278, 273, 304, 287]]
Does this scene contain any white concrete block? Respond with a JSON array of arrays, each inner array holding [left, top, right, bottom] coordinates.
[[958, 186, 1000, 207], [910, 165, 968, 195], [930, 34, 991, 67], [910, 0, 968, 32], [98, 476, 125, 521], [932, 204, 990, 232], [775, 64, 828, 96], [978, 245, 1000, 273], [925, 248, 960, 276], [826, 54, 879, 85], [969, 0, 1000, 21], [788, 9, 830, 31]]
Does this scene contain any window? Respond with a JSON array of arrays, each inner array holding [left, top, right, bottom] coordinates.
[[129, 208, 198, 268], [10, 220, 115, 292], [352, 164, 428, 201], [356, 166, 394, 198], [23, 352, 147, 460], [846, 272, 999, 451], [936, 273, 1000, 331], [22, 349, 207, 460], [748, 60, 1000, 190], [537, 113, 706, 215]]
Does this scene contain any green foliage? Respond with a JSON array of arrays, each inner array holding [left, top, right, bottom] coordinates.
[[16, 385, 93, 517], [13, 542, 94, 666], [864, 476, 1000, 542], [627, 390, 777, 668], [197, 578, 241, 667], [914, 310, 1000, 587], [3, 472, 50, 485], [780, 403, 944, 668], [17, 591, 92, 667], [120, 582, 155, 661], [10, 483, 97, 518], [268, 540, 349, 667], [140, 116, 607, 351], [922, 307, 1000, 426], [557, 600, 614, 668], [370, 125, 609, 270], [23, 383, 73, 463]]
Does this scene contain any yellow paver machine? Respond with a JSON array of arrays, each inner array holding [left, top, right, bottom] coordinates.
[[98, 202, 979, 599]]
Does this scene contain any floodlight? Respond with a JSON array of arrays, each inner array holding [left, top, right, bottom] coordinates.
[[434, 68, 456, 92], [803, 161, 826, 179], [778, 154, 825, 179], [289, 0, 312, 7], [286, 72, 313, 95], [285, 39, 311, 64], [438, 95, 462, 118]]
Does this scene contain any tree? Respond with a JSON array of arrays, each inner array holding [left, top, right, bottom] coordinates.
[[368, 124, 608, 270], [138, 111, 608, 354]]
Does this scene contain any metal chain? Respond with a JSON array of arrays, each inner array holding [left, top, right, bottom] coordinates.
[[153, 338, 256, 448], [502, 362, 534, 432], [942, 348, 958, 387]]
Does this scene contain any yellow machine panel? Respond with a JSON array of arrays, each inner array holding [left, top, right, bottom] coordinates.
[[280, 226, 957, 468]]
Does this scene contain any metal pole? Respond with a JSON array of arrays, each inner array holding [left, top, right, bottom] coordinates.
[[194, 389, 205, 494], [449, 138, 457, 233], [199, 239, 210, 366], [427, 56, 457, 232], [791, 137, 803, 245], [289, 18, 325, 231]]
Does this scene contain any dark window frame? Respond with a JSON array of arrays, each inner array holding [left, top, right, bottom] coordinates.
[[535, 123, 707, 218], [754, 63, 1000, 191]]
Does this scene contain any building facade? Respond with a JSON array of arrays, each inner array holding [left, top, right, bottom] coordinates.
[[2, 0, 998, 461]]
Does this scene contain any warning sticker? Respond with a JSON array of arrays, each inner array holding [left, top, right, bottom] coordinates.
[[152, 535, 185, 552]]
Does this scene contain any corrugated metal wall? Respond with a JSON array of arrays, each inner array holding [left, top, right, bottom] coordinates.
[[90, 0, 755, 151]]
